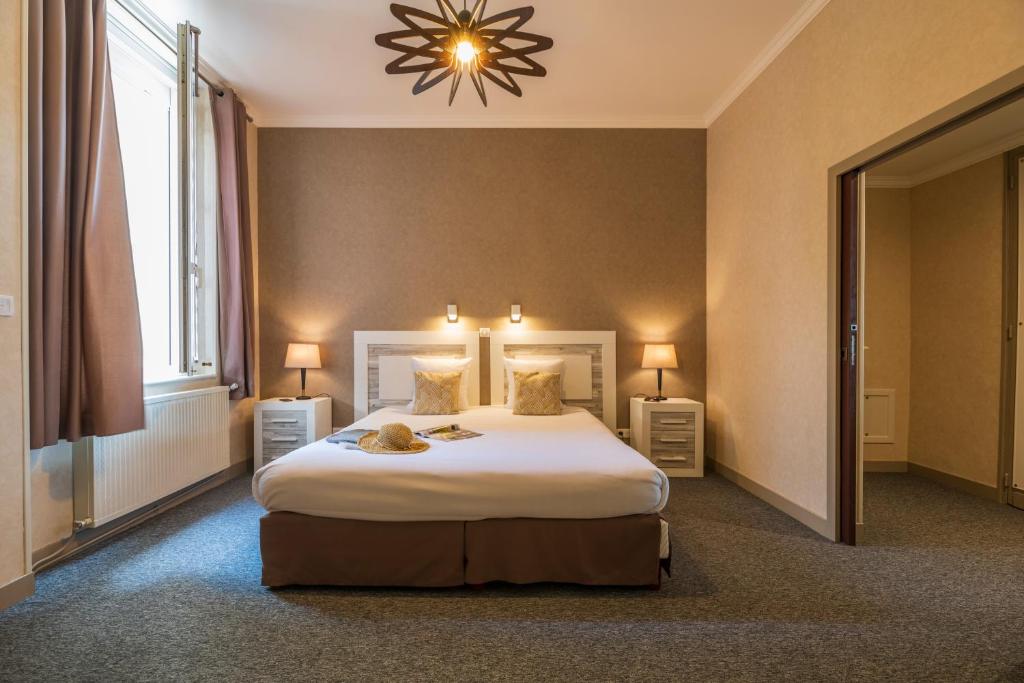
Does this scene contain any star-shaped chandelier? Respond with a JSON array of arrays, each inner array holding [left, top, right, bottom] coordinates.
[[374, 0, 553, 106]]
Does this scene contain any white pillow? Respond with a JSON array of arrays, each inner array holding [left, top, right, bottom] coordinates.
[[408, 356, 472, 411], [504, 357, 564, 408]]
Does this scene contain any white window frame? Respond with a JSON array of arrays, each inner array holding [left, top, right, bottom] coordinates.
[[108, 1, 219, 388]]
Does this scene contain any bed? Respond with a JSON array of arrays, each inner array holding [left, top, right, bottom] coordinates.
[[253, 330, 672, 588]]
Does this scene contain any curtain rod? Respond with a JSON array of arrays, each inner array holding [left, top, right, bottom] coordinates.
[[111, 0, 254, 123]]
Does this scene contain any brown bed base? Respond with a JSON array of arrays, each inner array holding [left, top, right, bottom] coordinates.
[[260, 512, 668, 588]]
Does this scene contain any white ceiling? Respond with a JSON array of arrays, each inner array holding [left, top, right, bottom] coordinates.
[[142, 0, 825, 127], [868, 97, 1024, 187]]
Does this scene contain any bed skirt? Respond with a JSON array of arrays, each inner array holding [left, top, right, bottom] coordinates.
[[259, 512, 665, 588]]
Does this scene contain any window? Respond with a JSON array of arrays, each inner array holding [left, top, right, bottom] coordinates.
[[108, 3, 218, 384]]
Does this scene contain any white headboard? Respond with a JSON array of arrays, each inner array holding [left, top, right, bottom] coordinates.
[[489, 330, 616, 430], [354, 331, 481, 420]]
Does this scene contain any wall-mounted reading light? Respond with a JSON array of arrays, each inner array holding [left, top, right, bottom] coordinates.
[[510, 304, 522, 323], [447, 304, 459, 323]]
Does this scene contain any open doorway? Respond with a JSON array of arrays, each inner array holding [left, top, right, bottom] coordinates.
[[837, 89, 1024, 544]]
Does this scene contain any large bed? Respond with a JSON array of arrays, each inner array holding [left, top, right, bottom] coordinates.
[[253, 330, 672, 588]]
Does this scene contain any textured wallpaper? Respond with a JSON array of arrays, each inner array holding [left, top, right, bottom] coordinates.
[[258, 128, 707, 427]]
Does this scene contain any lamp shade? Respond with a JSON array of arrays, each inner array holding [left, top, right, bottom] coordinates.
[[641, 344, 678, 369], [284, 343, 322, 369]]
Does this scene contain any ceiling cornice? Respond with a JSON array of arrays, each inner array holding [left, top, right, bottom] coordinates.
[[703, 0, 831, 126], [866, 129, 1024, 189], [253, 114, 708, 129]]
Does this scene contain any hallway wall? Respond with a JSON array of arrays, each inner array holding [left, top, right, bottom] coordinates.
[[864, 188, 912, 464], [908, 156, 1004, 487], [864, 156, 1004, 487]]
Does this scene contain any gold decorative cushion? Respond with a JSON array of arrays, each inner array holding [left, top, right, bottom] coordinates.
[[412, 370, 462, 415], [512, 371, 562, 416]]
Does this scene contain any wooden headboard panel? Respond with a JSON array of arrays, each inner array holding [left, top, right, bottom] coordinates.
[[353, 331, 481, 419], [489, 331, 616, 430]]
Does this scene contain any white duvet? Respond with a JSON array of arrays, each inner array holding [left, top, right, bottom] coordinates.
[[252, 405, 670, 522]]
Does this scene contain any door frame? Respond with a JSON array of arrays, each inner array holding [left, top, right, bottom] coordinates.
[[828, 68, 1024, 544], [1005, 146, 1024, 509]]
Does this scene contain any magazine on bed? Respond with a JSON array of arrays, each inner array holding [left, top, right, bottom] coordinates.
[[415, 424, 483, 441]]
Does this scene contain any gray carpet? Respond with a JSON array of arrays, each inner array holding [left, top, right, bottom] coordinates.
[[2, 472, 1024, 682]]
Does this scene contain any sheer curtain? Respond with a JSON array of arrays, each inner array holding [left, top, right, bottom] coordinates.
[[28, 0, 144, 448]]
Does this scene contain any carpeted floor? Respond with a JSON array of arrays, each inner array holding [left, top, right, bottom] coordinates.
[[2, 472, 1024, 682]]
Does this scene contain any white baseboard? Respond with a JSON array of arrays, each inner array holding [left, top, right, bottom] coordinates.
[[0, 572, 34, 610], [707, 457, 834, 540]]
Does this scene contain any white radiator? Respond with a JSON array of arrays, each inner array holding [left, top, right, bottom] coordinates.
[[74, 386, 230, 528]]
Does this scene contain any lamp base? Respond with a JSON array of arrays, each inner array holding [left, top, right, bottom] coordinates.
[[645, 368, 668, 402], [295, 367, 312, 400]]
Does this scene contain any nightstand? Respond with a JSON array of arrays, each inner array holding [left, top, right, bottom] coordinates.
[[629, 397, 704, 477], [254, 396, 332, 469]]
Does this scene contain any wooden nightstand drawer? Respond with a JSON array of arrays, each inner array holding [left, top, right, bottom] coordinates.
[[650, 412, 697, 431], [653, 453, 696, 469], [261, 446, 297, 463], [650, 430, 696, 453], [262, 430, 307, 447], [262, 411, 307, 429]]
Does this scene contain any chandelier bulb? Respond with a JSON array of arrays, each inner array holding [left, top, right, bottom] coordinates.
[[455, 40, 476, 66]]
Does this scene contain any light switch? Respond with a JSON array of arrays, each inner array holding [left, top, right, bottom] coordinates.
[[0, 295, 13, 317]]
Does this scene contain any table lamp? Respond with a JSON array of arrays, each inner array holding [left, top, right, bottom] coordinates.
[[642, 344, 677, 402], [285, 343, 321, 400]]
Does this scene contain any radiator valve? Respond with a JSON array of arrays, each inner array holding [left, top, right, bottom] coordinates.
[[73, 517, 95, 532]]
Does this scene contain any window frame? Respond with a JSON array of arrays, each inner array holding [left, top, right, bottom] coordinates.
[[108, 1, 219, 388]]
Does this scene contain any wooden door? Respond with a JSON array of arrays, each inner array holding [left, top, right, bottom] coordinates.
[[838, 171, 861, 544]]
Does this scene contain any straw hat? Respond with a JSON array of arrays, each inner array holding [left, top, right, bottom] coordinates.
[[357, 423, 429, 454]]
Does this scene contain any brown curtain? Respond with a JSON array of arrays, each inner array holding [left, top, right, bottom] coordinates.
[[211, 89, 255, 400], [28, 0, 145, 449]]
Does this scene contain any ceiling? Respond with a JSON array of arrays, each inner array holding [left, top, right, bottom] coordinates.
[[868, 97, 1024, 187], [142, 0, 824, 127]]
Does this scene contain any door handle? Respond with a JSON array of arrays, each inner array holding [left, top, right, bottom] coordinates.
[[849, 324, 858, 367]]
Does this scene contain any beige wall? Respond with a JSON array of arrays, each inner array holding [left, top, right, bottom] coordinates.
[[258, 128, 707, 428], [30, 443, 71, 554], [864, 187, 911, 463], [0, 0, 27, 588], [707, 0, 1024, 526], [909, 157, 1004, 486]]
